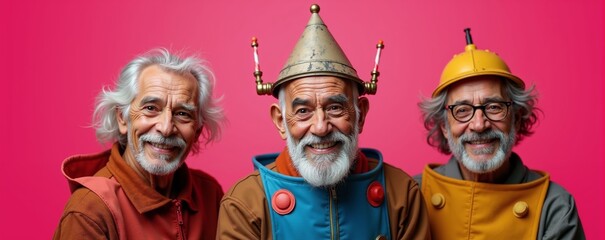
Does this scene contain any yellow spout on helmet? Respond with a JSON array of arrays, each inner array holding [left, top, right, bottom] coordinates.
[[433, 28, 525, 97]]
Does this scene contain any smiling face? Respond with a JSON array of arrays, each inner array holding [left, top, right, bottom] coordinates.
[[117, 65, 200, 176], [271, 76, 369, 187], [441, 76, 516, 174]]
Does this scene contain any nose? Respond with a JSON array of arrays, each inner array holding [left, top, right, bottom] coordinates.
[[309, 109, 331, 137], [156, 110, 176, 136], [468, 109, 491, 132]]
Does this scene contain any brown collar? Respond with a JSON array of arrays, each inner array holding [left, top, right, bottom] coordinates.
[[106, 143, 199, 213]]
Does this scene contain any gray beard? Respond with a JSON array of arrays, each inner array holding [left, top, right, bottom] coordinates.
[[127, 125, 188, 175], [285, 126, 359, 188], [447, 125, 516, 174]]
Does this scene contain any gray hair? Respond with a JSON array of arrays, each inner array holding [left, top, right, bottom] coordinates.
[[93, 48, 223, 153], [419, 78, 539, 154]]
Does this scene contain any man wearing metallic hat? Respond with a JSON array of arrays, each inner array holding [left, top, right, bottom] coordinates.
[[54, 49, 225, 239], [217, 4, 430, 240], [415, 29, 585, 239]]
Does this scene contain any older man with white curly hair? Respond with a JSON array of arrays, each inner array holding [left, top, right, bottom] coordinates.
[[54, 48, 224, 239]]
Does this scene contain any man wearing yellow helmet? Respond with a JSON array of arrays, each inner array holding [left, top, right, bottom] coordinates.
[[216, 4, 430, 239], [416, 28, 585, 239]]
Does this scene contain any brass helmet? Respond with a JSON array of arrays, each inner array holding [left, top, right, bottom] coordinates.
[[251, 4, 384, 98], [433, 28, 525, 97]]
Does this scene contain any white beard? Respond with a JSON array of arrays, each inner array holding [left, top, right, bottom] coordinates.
[[285, 125, 359, 188], [447, 125, 516, 174], [127, 125, 188, 175]]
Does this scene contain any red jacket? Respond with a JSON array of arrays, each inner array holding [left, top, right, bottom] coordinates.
[[54, 143, 223, 239]]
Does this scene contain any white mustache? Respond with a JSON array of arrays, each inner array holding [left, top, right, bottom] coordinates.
[[297, 131, 349, 148]]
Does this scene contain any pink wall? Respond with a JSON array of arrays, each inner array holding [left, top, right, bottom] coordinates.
[[1, 1, 603, 238]]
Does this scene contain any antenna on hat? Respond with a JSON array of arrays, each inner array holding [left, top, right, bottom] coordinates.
[[251, 37, 272, 95], [464, 28, 473, 45], [365, 40, 384, 95]]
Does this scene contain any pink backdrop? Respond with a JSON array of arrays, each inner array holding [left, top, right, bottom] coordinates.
[[1, 1, 603, 238]]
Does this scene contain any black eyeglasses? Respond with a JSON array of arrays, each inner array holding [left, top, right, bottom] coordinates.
[[446, 101, 512, 123]]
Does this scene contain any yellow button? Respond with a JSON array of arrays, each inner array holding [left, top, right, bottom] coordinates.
[[431, 193, 445, 209], [513, 201, 529, 218], [375, 235, 387, 240]]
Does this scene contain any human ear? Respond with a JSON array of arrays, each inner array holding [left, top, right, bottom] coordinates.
[[117, 108, 128, 135], [440, 122, 449, 140], [356, 97, 370, 134], [270, 103, 287, 140]]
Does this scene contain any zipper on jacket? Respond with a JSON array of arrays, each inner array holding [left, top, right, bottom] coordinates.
[[329, 186, 339, 240], [174, 200, 186, 240]]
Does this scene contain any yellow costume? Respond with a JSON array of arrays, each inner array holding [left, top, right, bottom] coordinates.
[[422, 163, 548, 239], [415, 154, 585, 239]]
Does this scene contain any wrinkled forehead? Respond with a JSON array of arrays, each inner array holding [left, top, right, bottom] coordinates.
[[445, 76, 506, 103], [282, 76, 354, 100], [135, 65, 200, 102]]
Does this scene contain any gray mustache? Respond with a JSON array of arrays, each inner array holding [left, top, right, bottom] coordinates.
[[459, 130, 503, 142], [139, 133, 186, 148]]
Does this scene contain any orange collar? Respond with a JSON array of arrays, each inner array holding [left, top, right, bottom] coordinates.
[[275, 147, 369, 177]]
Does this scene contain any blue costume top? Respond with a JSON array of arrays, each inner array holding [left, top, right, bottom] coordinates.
[[254, 148, 391, 240]]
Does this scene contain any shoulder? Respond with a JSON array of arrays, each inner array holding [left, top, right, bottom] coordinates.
[[62, 168, 114, 218], [526, 170, 575, 202], [217, 167, 270, 239], [543, 179, 577, 209], [538, 178, 586, 239], [536, 172, 581, 221], [63, 187, 111, 216], [377, 160, 428, 234], [223, 169, 264, 199], [220, 163, 276, 210], [219, 168, 267, 223], [55, 187, 115, 238], [372, 160, 420, 192], [376, 160, 416, 181], [225, 162, 277, 195]]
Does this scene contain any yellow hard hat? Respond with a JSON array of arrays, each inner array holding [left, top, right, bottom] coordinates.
[[433, 28, 525, 97]]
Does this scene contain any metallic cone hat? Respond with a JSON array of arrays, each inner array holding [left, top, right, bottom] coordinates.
[[249, 4, 383, 97], [272, 4, 364, 97]]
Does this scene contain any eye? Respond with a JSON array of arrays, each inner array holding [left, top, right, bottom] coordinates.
[[296, 108, 308, 114], [325, 104, 344, 116], [174, 111, 194, 121], [326, 105, 343, 111], [176, 111, 192, 117], [143, 105, 159, 112], [454, 106, 469, 113], [485, 103, 504, 113], [453, 105, 472, 117], [294, 107, 313, 119]]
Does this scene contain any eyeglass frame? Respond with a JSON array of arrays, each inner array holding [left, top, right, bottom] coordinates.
[[445, 101, 513, 123]]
